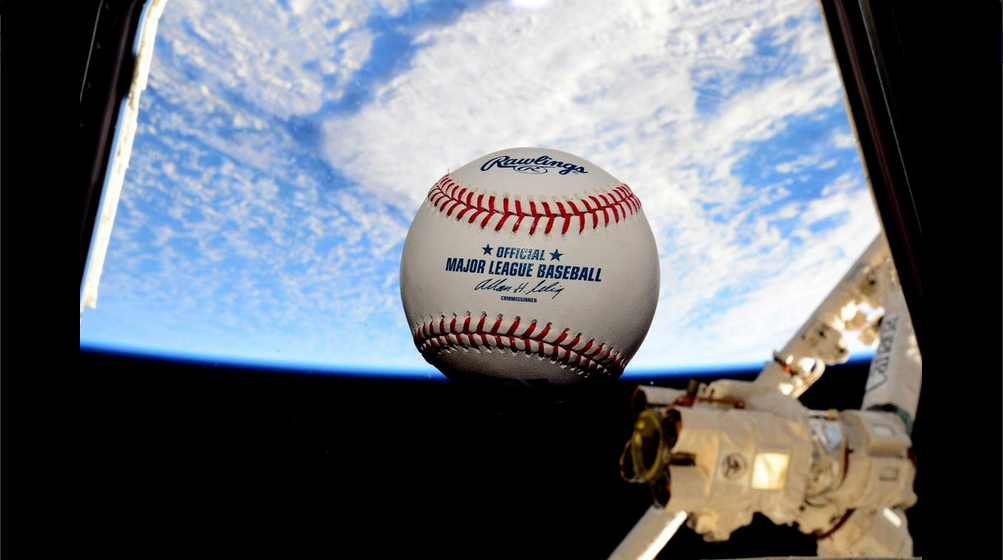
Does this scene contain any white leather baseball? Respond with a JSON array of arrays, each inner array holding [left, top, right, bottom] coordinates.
[[400, 147, 659, 387]]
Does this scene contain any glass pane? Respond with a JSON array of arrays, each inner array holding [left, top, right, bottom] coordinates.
[[79, 0, 879, 376]]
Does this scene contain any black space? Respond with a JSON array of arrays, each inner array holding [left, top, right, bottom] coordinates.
[[77, 349, 921, 558]]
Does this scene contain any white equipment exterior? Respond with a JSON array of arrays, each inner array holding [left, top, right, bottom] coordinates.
[[612, 233, 920, 558], [81, 0, 169, 319]]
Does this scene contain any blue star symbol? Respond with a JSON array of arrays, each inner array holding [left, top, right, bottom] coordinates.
[[482, 244, 493, 256], [550, 249, 563, 261]]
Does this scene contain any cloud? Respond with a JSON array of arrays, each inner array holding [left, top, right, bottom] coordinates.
[[832, 130, 857, 149], [152, 0, 378, 118], [775, 154, 822, 174], [642, 171, 880, 367]]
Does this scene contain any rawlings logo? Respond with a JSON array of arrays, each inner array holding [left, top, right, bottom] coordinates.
[[480, 155, 588, 175]]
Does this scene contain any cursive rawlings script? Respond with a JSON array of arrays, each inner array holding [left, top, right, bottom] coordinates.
[[480, 155, 588, 176]]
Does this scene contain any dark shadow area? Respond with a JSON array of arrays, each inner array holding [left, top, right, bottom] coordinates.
[[76, 349, 920, 558]]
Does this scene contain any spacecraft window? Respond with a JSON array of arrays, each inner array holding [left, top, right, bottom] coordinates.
[[80, 0, 879, 377]]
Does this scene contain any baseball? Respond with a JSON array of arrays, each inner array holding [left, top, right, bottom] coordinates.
[[400, 147, 659, 389]]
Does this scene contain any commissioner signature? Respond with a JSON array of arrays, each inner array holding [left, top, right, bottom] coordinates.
[[474, 278, 566, 300]]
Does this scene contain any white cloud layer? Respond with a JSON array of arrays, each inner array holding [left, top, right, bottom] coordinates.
[[319, 0, 878, 367]]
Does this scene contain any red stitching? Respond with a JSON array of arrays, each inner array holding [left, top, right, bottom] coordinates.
[[426, 176, 642, 236], [412, 313, 629, 377]]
